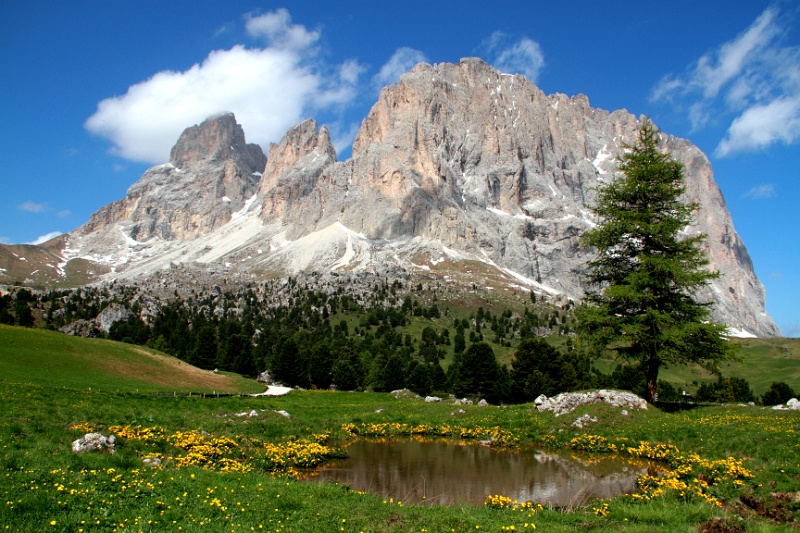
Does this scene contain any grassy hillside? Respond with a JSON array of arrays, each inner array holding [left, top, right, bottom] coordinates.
[[652, 337, 800, 397], [1, 321, 798, 531], [0, 325, 262, 393], [591, 337, 800, 398], [3, 320, 797, 398], [0, 235, 108, 288]]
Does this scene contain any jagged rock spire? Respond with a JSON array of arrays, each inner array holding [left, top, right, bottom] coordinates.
[[170, 112, 265, 172], [67, 61, 779, 337], [76, 113, 264, 241]]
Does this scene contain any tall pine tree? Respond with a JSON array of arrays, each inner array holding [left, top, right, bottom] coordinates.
[[577, 119, 731, 404]]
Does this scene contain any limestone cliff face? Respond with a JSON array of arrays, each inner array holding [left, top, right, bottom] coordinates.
[[257, 119, 337, 234], [65, 59, 778, 337], [76, 113, 265, 241], [254, 58, 777, 336]]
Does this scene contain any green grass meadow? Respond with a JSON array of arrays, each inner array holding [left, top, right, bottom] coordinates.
[[593, 337, 800, 397], [0, 325, 261, 394], [1, 325, 799, 532]]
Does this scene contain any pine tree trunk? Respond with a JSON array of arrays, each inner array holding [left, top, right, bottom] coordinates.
[[645, 356, 659, 404]]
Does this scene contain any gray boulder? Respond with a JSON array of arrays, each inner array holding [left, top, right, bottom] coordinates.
[[72, 433, 116, 454], [96, 303, 133, 333], [536, 389, 648, 416]]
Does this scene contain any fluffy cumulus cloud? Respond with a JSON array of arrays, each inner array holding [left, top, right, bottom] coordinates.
[[373, 47, 428, 88], [86, 9, 361, 164], [485, 32, 545, 83], [651, 7, 800, 156]]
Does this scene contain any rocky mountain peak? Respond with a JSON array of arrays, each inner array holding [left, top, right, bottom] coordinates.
[[257, 119, 337, 222], [74, 113, 264, 243], [61, 60, 779, 337], [170, 112, 266, 173], [261, 119, 336, 183]]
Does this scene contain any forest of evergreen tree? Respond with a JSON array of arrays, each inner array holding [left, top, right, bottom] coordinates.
[[1, 279, 602, 402], [0, 278, 765, 404]]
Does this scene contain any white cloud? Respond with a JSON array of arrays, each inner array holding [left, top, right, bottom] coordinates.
[[28, 231, 62, 245], [86, 9, 362, 164], [18, 201, 46, 213], [651, 6, 800, 156], [486, 32, 545, 83], [245, 9, 319, 51], [0, 236, 10, 245], [57, 210, 71, 217], [373, 47, 427, 88], [717, 96, 800, 155], [692, 8, 779, 100], [742, 183, 776, 199]]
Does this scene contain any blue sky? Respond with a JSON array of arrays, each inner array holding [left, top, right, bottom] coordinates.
[[1, 1, 798, 336]]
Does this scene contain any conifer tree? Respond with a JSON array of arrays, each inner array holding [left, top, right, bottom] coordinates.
[[577, 119, 731, 403]]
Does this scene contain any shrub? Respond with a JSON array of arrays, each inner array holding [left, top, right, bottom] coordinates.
[[761, 381, 796, 406], [696, 377, 755, 403]]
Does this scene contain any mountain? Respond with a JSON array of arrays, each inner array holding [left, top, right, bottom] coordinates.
[[0, 58, 779, 337], [77, 112, 265, 242]]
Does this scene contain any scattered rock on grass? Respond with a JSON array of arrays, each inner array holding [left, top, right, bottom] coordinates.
[[391, 389, 421, 400], [772, 398, 800, 410], [72, 433, 116, 454], [572, 414, 598, 429], [536, 390, 648, 416]]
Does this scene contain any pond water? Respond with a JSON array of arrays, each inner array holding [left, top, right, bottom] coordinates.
[[303, 439, 648, 506]]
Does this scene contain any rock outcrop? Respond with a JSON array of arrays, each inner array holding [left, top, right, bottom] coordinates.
[[246, 58, 776, 335], [535, 390, 648, 416], [72, 433, 116, 454], [96, 303, 133, 333], [57, 300, 132, 337], [772, 398, 800, 410], [74, 113, 265, 242], [58, 58, 778, 337]]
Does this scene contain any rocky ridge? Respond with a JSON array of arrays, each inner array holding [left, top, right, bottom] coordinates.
[[75, 112, 265, 242], [5, 58, 779, 337]]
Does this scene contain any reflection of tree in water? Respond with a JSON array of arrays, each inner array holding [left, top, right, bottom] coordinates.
[[307, 440, 648, 506]]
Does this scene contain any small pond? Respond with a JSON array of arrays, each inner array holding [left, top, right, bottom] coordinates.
[[303, 439, 649, 506]]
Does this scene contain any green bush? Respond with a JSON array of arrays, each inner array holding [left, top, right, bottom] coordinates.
[[696, 376, 755, 403], [761, 381, 796, 406]]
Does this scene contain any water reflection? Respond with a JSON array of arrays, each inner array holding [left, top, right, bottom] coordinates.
[[304, 439, 647, 506]]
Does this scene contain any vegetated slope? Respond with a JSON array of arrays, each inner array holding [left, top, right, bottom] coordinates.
[[594, 337, 800, 397], [0, 235, 110, 288], [0, 325, 261, 393]]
